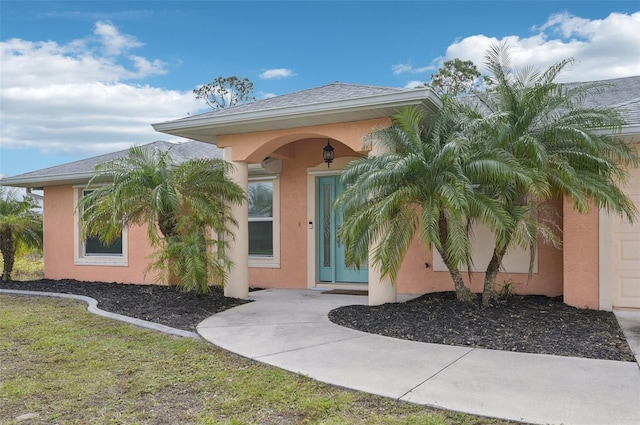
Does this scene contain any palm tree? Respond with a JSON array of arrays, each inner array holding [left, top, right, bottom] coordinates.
[[473, 44, 639, 305], [335, 103, 526, 301], [78, 145, 245, 294], [0, 187, 43, 281]]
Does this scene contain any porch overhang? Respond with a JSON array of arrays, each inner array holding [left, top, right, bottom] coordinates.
[[152, 88, 441, 144]]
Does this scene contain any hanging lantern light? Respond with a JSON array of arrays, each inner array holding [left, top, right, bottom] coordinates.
[[323, 139, 335, 168]]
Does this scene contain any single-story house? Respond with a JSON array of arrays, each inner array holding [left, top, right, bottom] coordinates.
[[2, 78, 639, 310]]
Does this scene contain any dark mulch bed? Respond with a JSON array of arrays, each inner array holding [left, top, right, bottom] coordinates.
[[0, 279, 250, 332], [329, 292, 636, 362], [1, 279, 635, 362]]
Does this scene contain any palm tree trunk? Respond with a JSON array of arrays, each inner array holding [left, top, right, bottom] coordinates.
[[438, 213, 475, 302], [0, 230, 15, 281], [158, 215, 180, 286], [450, 266, 475, 302], [435, 242, 475, 302], [482, 247, 504, 306]]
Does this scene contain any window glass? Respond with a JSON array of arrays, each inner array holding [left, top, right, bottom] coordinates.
[[249, 221, 273, 256], [82, 190, 123, 257], [248, 181, 273, 257], [85, 235, 123, 256], [248, 182, 273, 218]]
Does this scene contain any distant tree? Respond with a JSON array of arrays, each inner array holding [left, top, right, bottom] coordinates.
[[430, 59, 490, 96], [194, 76, 256, 109], [0, 187, 42, 281], [78, 146, 246, 294]]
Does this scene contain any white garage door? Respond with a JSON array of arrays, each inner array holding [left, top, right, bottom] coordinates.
[[612, 162, 640, 309]]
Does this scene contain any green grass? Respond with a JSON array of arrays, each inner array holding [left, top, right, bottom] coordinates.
[[0, 296, 517, 425]]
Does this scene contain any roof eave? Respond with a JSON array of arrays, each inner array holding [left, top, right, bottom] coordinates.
[[621, 124, 640, 136], [593, 124, 640, 143], [0, 172, 95, 189], [621, 124, 640, 143]]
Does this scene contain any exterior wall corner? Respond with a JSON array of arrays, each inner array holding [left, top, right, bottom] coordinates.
[[562, 198, 600, 309]]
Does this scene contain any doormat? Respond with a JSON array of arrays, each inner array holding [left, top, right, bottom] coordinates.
[[322, 289, 368, 296]]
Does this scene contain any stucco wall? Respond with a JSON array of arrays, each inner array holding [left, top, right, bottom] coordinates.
[[563, 199, 600, 309], [43, 185, 157, 284], [394, 198, 564, 296]]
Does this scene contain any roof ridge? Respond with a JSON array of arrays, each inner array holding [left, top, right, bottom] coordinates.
[[182, 81, 408, 121], [249, 81, 404, 104], [331, 81, 407, 90]]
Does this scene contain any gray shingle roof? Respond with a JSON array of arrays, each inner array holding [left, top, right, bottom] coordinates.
[[460, 75, 640, 127], [572, 76, 640, 126], [164, 140, 223, 162], [1, 140, 222, 188], [168, 78, 640, 127], [166, 82, 407, 123], [617, 98, 640, 127], [572, 76, 640, 107]]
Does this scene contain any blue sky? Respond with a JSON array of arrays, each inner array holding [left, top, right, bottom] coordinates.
[[1, 1, 639, 177]]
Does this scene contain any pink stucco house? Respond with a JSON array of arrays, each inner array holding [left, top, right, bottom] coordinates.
[[2, 78, 639, 310]]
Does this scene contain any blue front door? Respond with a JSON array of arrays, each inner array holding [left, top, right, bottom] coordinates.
[[317, 176, 368, 283]]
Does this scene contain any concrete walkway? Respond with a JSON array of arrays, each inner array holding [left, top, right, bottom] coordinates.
[[198, 289, 640, 425]]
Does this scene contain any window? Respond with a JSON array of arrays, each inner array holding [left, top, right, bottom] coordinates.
[[248, 181, 273, 256], [74, 188, 127, 266], [248, 178, 280, 267]]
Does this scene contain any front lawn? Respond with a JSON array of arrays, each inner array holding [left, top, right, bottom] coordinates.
[[0, 296, 515, 425]]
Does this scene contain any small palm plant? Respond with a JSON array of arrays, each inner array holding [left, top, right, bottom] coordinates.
[[335, 103, 525, 301], [79, 145, 245, 294], [0, 187, 43, 281]]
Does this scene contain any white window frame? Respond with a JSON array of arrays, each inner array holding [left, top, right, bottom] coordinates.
[[248, 176, 280, 268], [74, 187, 128, 266]]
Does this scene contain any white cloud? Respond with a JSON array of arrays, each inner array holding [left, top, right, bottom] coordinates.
[[534, 12, 599, 39], [0, 21, 200, 157], [404, 80, 428, 89], [392, 62, 435, 75], [259, 68, 296, 79], [392, 63, 413, 75], [258, 92, 278, 99], [93, 20, 143, 56], [439, 11, 640, 82]]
